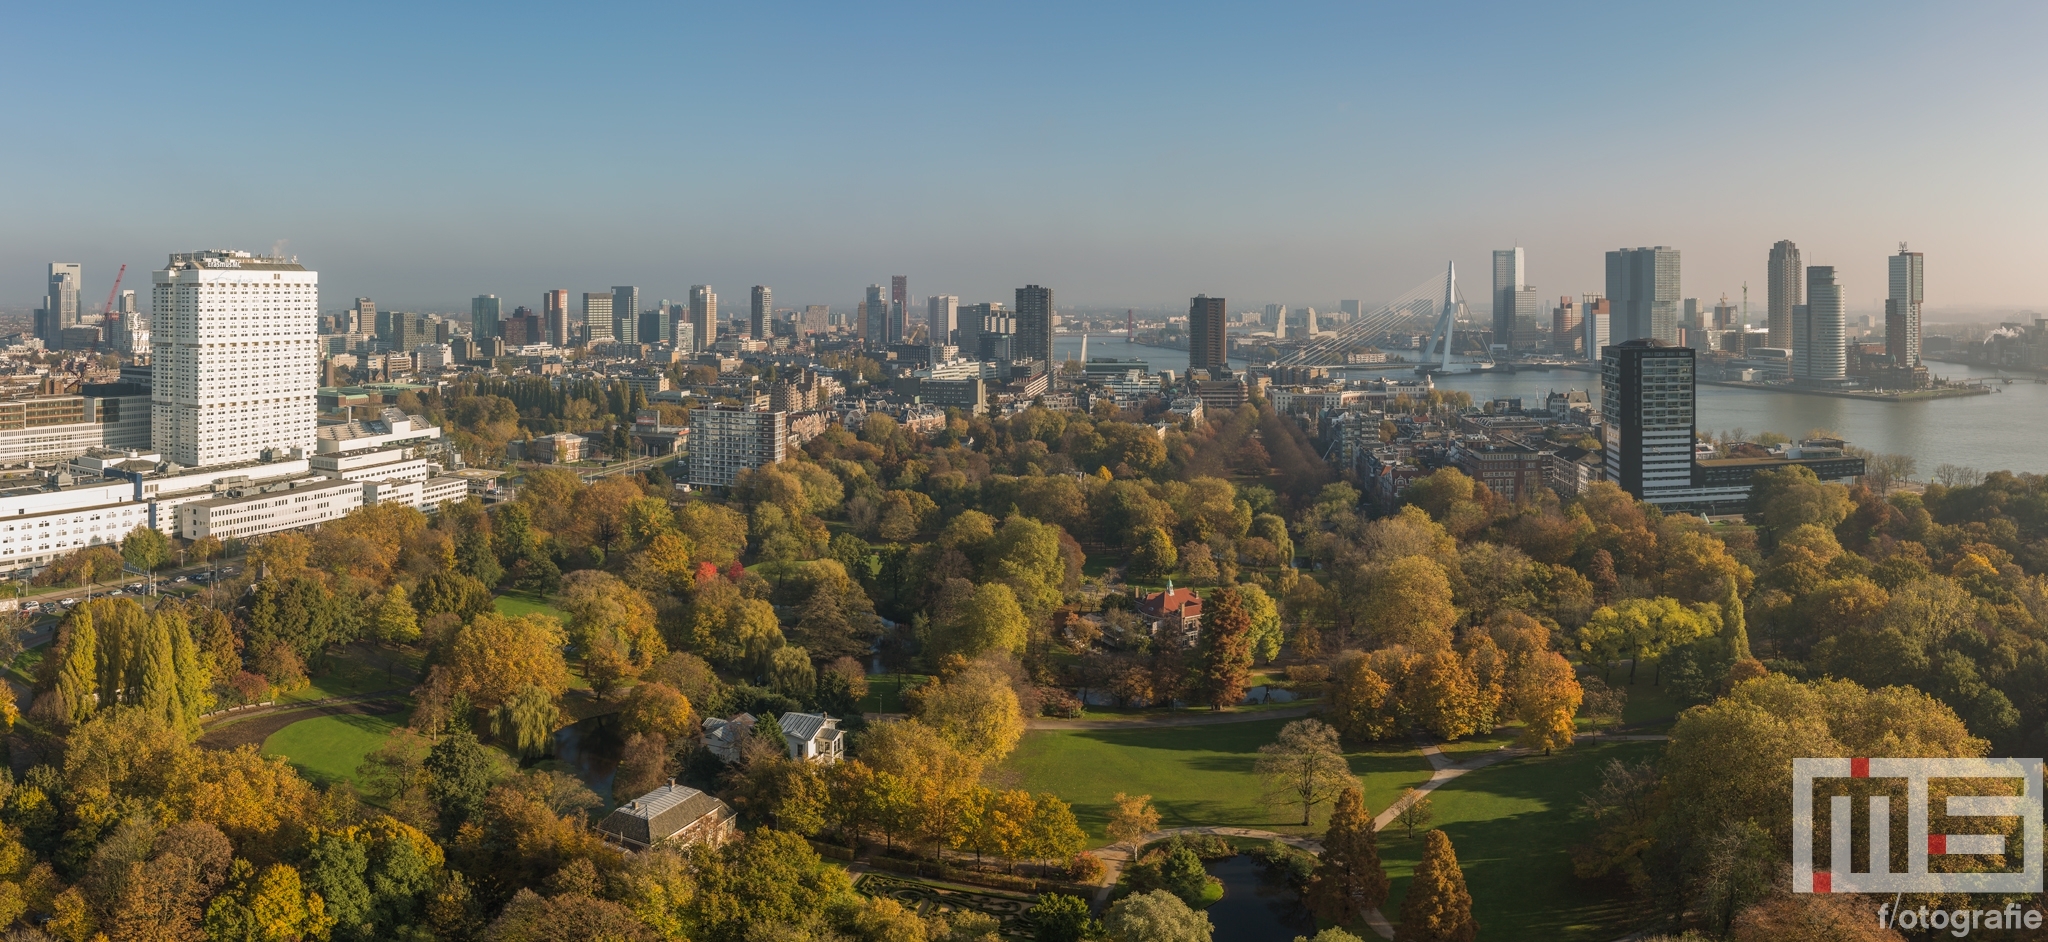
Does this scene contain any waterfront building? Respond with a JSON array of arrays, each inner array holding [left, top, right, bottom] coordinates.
[[1188, 295, 1228, 374], [1768, 240, 1802, 350], [1887, 245, 1925, 368], [1792, 266, 1847, 384], [1552, 297, 1580, 354], [1582, 295, 1610, 362], [1014, 285, 1054, 366], [1493, 248, 1523, 349]]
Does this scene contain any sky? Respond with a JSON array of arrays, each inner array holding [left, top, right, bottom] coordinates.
[[6, 1, 2048, 318]]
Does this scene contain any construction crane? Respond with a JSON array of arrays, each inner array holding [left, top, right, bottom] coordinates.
[[99, 263, 127, 318]]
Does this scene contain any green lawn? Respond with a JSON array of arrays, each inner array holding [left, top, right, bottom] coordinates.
[[1001, 717, 1435, 845], [494, 591, 568, 624], [864, 673, 930, 714], [262, 709, 411, 787], [1373, 740, 1662, 942], [284, 643, 422, 703]]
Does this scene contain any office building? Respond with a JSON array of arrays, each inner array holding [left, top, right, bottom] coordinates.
[[689, 286, 716, 352], [1887, 245, 1925, 368], [349, 298, 374, 334], [688, 404, 787, 488], [802, 305, 829, 335], [750, 286, 772, 340], [36, 263, 84, 348], [958, 302, 1003, 361], [1604, 246, 1681, 343], [1551, 297, 1579, 353], [544, 290, 570, 347], [1792, 266, 1846, 384], [471, 295, 501, 340], [1188, 295, 1228, 374], [612, 286, 639, 343], [1014, 285, 1054, 366], [1602, 339, 1697, 500], [890, 276, 908, 343], [1263, 304, 1284, 330], [580, 292, 613, 344], [928, 295, 958, 346], [1492, 248, 1524, 349], [863, 285, 887, 348], [1767, 240, 1802, 350], [150, 249, 319, 467], [1582, 295, 1611, 362]]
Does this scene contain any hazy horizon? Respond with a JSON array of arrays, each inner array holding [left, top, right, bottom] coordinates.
[[8, 2, 2047, 315]]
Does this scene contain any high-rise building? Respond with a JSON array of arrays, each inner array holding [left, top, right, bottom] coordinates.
[[1263, 303, 1284, 330], [1014, 284, 1054, 366], [471, 294, 501, 340], [802, 305, 829, 335], [1492, 248, 1524, 349], [350, 297, 375, 334], [544, 290, 570, 347], [582, 292, 614, 344], [612, 287, 639, 343], [888, 276, 908, 343], [1340, 300, 1362, 321], [638, 307, 668, 344], [37, 263, 83, 347], [1602, 339, 1696, 501], [688, 403, 787, 488], [1767, 240, 1802, 350], [150, 250, 318, 467], [863, 285, 887, 348], [1188, 295, 1227, 374], [1581, 295, 1611, 362], [1887, 245, 1925, 368], [751, 286, 772, 340], [1793, 265, 1846, 384], [689, 286, 716, 352], [1713, 296, 1737, 331], [1604, 246, 1681, 343], [928, 296, 958, 346], [668, 303, 688, 347], [957, 302, 1002, 361], [1551, 296, 1580, 353]]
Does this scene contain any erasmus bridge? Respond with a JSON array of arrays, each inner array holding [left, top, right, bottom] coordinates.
[[1271, 263, 1494, 373]]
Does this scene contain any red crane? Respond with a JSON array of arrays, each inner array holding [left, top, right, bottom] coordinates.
[[100, 263, 127, 317]]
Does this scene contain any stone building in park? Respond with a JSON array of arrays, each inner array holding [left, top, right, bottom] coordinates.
[[595, 783, 736, 851]]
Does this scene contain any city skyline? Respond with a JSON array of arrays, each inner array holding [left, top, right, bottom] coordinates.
[[6, 4, 2047, 314]]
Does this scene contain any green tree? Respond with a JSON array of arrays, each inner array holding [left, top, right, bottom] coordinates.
[[121, 525, 170, 574], [1304, 786, 1389, 926], [491, 684, 561, 759], [1029, 893, 1097, 942], [373, 586, 421, 645], [1237, 583, 1283, 663], [1128, 527, 1178, 581], [935, 582, 1029, 662], [1197, 587, 1253, 710], [1102, 889, 1212, 942], [49, 608, 97, 724], [682, 828, 858, 942], [425, 726, 496, 825], [1577, 596, 1719, 684], [1396, 830, 1476, 942], [202, 860, 335, 942]]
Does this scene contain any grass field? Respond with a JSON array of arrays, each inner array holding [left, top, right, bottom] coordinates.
[[261, 709, 411, 787], [1001, 717, 1435, 844], [284, 643, 422, 703], [1372, 739, 1662, 942], [494, 591, 568, 623], [864, 673, 930, 715]]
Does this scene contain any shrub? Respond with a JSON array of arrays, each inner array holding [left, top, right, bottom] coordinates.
[[1250, 839, 1317, 889], [1068, 851, 1106, 884], [1286, 663, 1329, 684], [1040, 687, 1084, 718]]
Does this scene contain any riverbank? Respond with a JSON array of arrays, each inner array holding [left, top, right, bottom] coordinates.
[[1696, 379, 1992, 402]]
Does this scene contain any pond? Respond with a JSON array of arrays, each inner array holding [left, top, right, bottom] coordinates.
[[1203, 854, 1316, 942], [1078, 684, 1301, 709], [546, 714, 625, 801]]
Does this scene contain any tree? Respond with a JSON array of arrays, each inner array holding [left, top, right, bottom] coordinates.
[[1304, 786, 1389, 926], [372, 586, 420, 645], [1128, 527, 1178, 581], [1510, 651, 1583, 754], [1102, 889, 1212, 942], [1325, 651, 1400, 742], [933, 581, 1029, 662], [1358, 556, 1459, 651], [122, 525, 170, 574], [1410, 650, 1489, 741], [48, 608, 98, 724], [1253, 719, 1355, 825], [913, 665, 1026, 763], [1396, 830, 1476, 942], [202, 860, 336, 942], [582, 640, 635, 702], [683, 828, 858, 942], [1394, 788, 1434, 841], [619, 681, 697, 740], [1237, 583, 1283, 663], [442, 612, 571, 711], [1577, 596, 1719, 684], [1197, 587, 1253, 710], [1107, 792, 1161, 853], [1030, 893, 1097, 942], [425, 726, 496, 825], [491, 684, 562, 759]]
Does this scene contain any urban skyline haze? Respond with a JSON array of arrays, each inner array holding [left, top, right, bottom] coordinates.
[[5, 2, 2045, 314]]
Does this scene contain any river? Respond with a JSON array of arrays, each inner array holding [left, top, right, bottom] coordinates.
[[1052, 335, 2044, 475]]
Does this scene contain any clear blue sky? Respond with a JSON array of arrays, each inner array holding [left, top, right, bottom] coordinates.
[[6, 1, 2046, 316]]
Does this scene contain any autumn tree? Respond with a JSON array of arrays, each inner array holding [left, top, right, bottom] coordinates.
[[373, 586, 421, 645], [201, 860, 335, 942], [1197, 587, 1253, 710], [1357, 556, 1459, 651], [442, 612, 571, 713], [1578, 596, 1719, 684], [1253, 719, 1354, 825], [1107, 792, 1161, 853], [1304, 786, 1389, 925], [912, 662, 1025, 763], [1510, 651, 1583, 754], [1325, 651, 1400, 742], [1396, 830, 1476, 942]]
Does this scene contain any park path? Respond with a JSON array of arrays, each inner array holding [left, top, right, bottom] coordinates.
[[1029, 705, 1313, 731]]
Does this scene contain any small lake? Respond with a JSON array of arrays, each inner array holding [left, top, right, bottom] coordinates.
[[548, 714, 625, 800], [1204, 854, 1316, 941]]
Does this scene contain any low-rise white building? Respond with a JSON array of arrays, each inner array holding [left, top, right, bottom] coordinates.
[[177, 476, 364, 541]]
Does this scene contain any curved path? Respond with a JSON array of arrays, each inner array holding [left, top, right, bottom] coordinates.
[[196, 696, 405, 751], [1090, 730, 1670, 940]]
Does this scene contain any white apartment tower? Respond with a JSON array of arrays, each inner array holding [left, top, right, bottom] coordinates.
[[1792, 265, 1847, 384], [151, 250, 319, 467]]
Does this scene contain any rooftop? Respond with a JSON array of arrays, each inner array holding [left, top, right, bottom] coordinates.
[[164, 250, 307, 272]]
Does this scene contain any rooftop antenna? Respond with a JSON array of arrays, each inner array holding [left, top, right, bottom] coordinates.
[[1742, 282, 1749, 327]]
